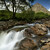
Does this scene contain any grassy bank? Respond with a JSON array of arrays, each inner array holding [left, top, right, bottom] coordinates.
[[0, 10, 50, 22]]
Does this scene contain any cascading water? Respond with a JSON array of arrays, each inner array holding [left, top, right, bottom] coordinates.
[[0, 29, 25, 50], [0, 23, 50, 50], [48, 29, 50, 35], [0, 24, 35, 50]]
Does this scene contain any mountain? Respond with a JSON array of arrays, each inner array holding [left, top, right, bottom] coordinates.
[[29, 3, 50, 14]]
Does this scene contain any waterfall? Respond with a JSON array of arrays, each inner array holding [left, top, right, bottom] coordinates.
[[0, 23, 50, 50], [0, 29, 25, 50], [0, 23, 35, 50], [47, 29, 50, 35]]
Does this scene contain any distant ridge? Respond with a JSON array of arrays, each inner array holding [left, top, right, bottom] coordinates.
[[29, 3, 50, 14]]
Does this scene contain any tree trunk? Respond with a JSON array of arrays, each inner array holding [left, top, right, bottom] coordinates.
[[12, 0, 16, 19], [4, 0, 10, 11]]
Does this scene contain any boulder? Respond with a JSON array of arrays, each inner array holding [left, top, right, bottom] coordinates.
[[0, 26, 3, 31], [24, 28, 34, 37], [0, 20, 27, 31], [41, 42, 50, 50], [31, 24, 48, 36], [44, 21, 50, 28], [18, 38, 37, 50], [40, 38, 50, 43]]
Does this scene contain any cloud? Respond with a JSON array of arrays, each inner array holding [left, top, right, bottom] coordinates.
[[48, 8, 50, 11]]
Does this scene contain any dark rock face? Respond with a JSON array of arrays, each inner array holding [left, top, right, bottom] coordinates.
[[41, 38, 50, 50], [31, 24, 48, 36], [44, 21, 50, 28], [24, 28, 34, 37], [18, 38, 37, 50], [0, 20, 27, 31], [41, 44, 50, 50]]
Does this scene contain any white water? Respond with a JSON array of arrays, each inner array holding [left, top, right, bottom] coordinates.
[[0, 23, 36, 50], [48, 29, 50, 35], [0, 30, 25, 50], [0, 23, 50, 50]]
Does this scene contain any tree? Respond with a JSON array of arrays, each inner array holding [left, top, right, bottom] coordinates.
[[0, 0, 35, 19], [0, 0, 10, 11]]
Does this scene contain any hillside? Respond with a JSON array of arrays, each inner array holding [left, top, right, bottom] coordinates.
[[29, 3, 50, 14]]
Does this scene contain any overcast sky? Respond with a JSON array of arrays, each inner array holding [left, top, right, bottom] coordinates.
[[32, 0, 50, 11]]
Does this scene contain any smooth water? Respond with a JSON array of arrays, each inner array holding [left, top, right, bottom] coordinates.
[[0, 23, 50, 50], [0, 23, 35, 50], [0, 30, 25, 50], [48, 29, 50, 35]]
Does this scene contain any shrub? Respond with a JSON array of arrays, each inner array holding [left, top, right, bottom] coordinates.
[[34, 12, 49, 20], [16, 10, 35, 22], [0, 10, 12, 20], [0, 10, 49, 22]]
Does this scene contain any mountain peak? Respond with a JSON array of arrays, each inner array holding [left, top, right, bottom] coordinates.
[[31, 3, 50, 14], [35, 3, 41, 5], [32, 3, 43, 7]]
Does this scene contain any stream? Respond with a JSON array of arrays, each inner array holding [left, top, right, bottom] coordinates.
[[0, 23, 50, 50]]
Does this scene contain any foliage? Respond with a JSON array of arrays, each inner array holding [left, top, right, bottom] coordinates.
[[34, 12, 49, 20], [0, 0, 35, 18], [0, 10, 49, 22], [0, 10, 12, 20], [16, 10, 35, 22]]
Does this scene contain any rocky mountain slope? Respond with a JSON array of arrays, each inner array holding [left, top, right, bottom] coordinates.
[[29, 3, 50, 14]]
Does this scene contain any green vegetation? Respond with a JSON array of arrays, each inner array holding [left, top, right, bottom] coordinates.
[[16, 11, 35, 22], [34, 12, 49, 20], [0, 10, 50, 22], [0, 10, 12, 20]]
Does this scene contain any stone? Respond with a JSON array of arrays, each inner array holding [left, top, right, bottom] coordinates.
[[44, 21, 50, 28], [0, 20, 27, 31], [41, 42, 50, 50], [31, 24, 48, 36], [24, 28, 34, 37], [18, 38, 37, 50]]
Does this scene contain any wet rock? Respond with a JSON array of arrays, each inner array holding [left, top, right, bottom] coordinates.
[[31, 24, 48, 36], [35, 21, 43, 24], [18, 38, 37, 50], [0, 20, 27, 31], [40, 38, 50, 43], [6, 20, 15, 27], [44, 21, 50, 28], [0, 21, 8, 30], [12, 27, 26, 32], [24, 28, 34, 37], [0, 26, 3, 31], [38, 37, 50, 48], [16, 21, 27, 25], [41, 42, 50, 50]]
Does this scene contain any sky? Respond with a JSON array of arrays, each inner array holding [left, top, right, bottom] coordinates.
[[32, 0, 50, 11]]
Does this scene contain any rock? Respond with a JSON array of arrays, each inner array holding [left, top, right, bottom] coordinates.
[[35, 21, 43, 24], [31, 24, 48, 36], [40, 38, 50, 43], [16, 21, 27, 25], [38, 37, 50, 49], [0, 26, 3, 31], [12, 27, 26, 32], [41, 42, 50, 50], [18, 38, 37, 50], [44, 21, 50, 28], [24, 28, 34, 37], [0, 20, 27, 31], [0, 21, 8, 30]]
